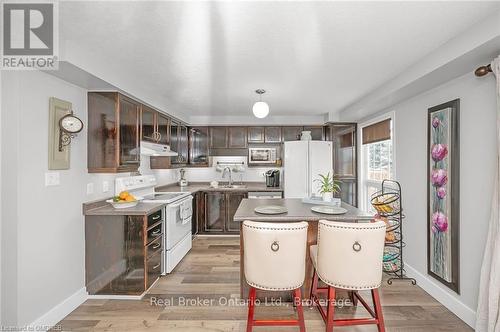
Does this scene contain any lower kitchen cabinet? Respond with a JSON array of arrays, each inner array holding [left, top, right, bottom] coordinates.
[[84, 209, 163, 296], [201, 191, 248, 234]]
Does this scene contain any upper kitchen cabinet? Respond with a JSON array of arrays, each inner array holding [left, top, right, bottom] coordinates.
[[141, 105, 170, 145], [170, 121, 188, 165], [247, 127, 265, 143], [88, 92, 140, 173], [228, 127, 248, 148], [282, 126, 303, 141], [264, 127, 282, 143], [325, 122, 358, 206], [303, 126, 324, 140], [141, 105, 157, 142], [210, 127, 228, 148], [189, 127, 209, 166], [156, 113, 170, 145]]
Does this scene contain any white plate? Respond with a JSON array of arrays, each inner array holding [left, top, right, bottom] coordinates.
[[254, 205, 288, 215], [106, 196, 143, 209], [311, 206, 347, 215]]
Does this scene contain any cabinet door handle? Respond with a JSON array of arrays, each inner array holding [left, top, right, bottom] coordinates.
[[152, 263, 161, 270], [152, 242, 161, 250], [152, 215, 161, 221], [157, 132, 162, 142], [151, 229, 161, 236]]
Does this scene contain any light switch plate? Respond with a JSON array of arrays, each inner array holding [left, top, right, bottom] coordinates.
[[102, 181, 109, 193], [87, 183, 94, 195], [45, 172, 60, 186]]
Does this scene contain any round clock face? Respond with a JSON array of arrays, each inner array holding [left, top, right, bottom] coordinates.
[[60, 114, 83, 133]]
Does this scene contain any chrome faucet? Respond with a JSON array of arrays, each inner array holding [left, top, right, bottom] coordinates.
[[222, 166, 233, 186]]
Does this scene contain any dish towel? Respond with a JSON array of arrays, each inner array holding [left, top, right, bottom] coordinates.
[[476, 55, 500, 332]]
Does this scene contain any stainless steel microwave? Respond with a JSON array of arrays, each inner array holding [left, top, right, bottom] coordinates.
[[248, 147, 277, 164]]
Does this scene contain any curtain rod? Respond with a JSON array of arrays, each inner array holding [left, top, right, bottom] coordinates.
[[475, 63, 492, 77]]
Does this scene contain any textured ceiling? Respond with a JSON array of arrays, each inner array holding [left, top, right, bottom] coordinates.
[[60, 1, 500, 118]]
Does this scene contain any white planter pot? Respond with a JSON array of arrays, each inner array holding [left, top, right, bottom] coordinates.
[[322, 192, 333, 202]]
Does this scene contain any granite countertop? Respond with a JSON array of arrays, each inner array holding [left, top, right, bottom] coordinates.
[[233, 198, 374, 222], [84, 182, 283, 216]]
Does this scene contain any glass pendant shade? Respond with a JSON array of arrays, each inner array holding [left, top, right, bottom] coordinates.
[[252, 101, 269, 118]]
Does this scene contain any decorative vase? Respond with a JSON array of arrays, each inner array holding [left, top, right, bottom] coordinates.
[[322, 192, 333, 202], [301, 131, 312, 141]]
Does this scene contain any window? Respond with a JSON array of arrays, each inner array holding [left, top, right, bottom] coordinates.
[[360, 115, 395, 212]]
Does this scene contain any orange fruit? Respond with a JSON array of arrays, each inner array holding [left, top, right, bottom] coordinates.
[[125, 196, 135, 202], [119, 191, 129, 200]]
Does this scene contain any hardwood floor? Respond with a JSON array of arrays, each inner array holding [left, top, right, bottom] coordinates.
[[53, 237, 472, 331]]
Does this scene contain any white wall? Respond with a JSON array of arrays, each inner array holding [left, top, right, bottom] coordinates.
[[350, 72, 497, 326]]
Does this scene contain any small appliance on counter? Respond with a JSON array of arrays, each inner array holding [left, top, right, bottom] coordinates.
[[178, 168, 188, 187], [265, 169, 280, 188]]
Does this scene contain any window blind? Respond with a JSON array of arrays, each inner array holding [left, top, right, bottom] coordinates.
[[362, 119, 391, 145]]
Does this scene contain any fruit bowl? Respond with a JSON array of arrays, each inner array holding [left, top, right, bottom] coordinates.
[[106, 196, 143, 209]]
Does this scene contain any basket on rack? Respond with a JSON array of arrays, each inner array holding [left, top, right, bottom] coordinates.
[[370, 191, 401, 216]]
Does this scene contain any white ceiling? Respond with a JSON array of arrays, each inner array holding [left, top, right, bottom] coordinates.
[[59, 1, 500, 120]]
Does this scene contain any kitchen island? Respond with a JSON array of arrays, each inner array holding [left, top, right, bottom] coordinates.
[[234, 198, 374, 299]]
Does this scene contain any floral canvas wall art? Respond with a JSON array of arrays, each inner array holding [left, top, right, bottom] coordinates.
[[427, 99, 460, 293]]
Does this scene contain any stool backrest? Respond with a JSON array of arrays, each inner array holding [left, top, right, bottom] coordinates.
[[243, 220, 308, 291], [317, 220, 386, 290]]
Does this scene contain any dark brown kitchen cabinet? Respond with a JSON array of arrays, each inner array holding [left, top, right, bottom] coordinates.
[[169, 122, 189, 165], [265, 127, 282, 143], [228, 127, 248, 148], [303, 126, 324, 140], [226, 192, 248, 233], [84, 209, 163, 295], [88, 92, 140, 173], [325, 122, 358, 207], [282, 126, 303, 141], [204, 191, 226, 232], [141, 105, 157, 142], [210, 127, 228, 148], [179, 125, 189, 163], [189, 127, 209, 166], [156, 113, 170, 145], [247, 127, 265, 143], [201, 191, 247, 234]]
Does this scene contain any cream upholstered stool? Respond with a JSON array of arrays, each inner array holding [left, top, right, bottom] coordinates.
[[242, 220, 309, 332], [309, 220, 386, 332]]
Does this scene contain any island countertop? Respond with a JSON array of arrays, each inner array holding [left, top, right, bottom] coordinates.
[[233, 198, 374, 222]]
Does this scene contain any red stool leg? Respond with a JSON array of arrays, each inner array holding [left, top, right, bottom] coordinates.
[[310, 269, 318, 305], [326, 286, 336, 332], [294, 288, 306, 332], [246, 287, 256, 332], [372, 288, 385, 332]]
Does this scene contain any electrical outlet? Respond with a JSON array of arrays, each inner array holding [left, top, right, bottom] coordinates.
[[87, 183, 94, 195], [102, 181, 110, 193], [45, 172, 60, 186]]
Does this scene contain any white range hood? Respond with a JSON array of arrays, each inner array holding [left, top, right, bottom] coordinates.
[[139, 141, 178, 157]]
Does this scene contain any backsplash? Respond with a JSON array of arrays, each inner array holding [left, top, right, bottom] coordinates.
[[140, 156, 281, 186]]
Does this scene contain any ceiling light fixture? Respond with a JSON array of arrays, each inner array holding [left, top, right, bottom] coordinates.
[[252, 89, 269, 119]]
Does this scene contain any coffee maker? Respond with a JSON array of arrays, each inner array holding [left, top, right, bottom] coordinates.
[[265, 170, 280, 188]]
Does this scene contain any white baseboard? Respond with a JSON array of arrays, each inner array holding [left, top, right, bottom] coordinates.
[[404, 263, 476, 328], [29, 287, 88, 331]]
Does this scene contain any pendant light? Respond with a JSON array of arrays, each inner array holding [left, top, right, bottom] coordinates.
[[252, 89, 269, 118]]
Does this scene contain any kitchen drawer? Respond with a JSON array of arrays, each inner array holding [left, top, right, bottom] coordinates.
[[146, 222, 162, 245], [147, 210, 162, 227], [146, 236, 162, 258], [146, 249, 162, 290]]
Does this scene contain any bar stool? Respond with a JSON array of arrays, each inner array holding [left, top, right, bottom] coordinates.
[[242, 220, 309, 332], [309, 220, 386, 332]]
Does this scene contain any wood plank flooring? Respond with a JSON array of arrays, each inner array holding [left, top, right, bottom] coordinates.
[[53, 237, 472, 331]]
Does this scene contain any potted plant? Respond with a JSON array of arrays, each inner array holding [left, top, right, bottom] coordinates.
[[315, 172, 342, 203]]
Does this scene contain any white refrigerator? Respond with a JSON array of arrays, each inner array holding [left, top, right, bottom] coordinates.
[[284, 141, 333, 198]]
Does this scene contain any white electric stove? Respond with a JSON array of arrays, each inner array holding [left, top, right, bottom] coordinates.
[[115, 175, 193, 274]]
